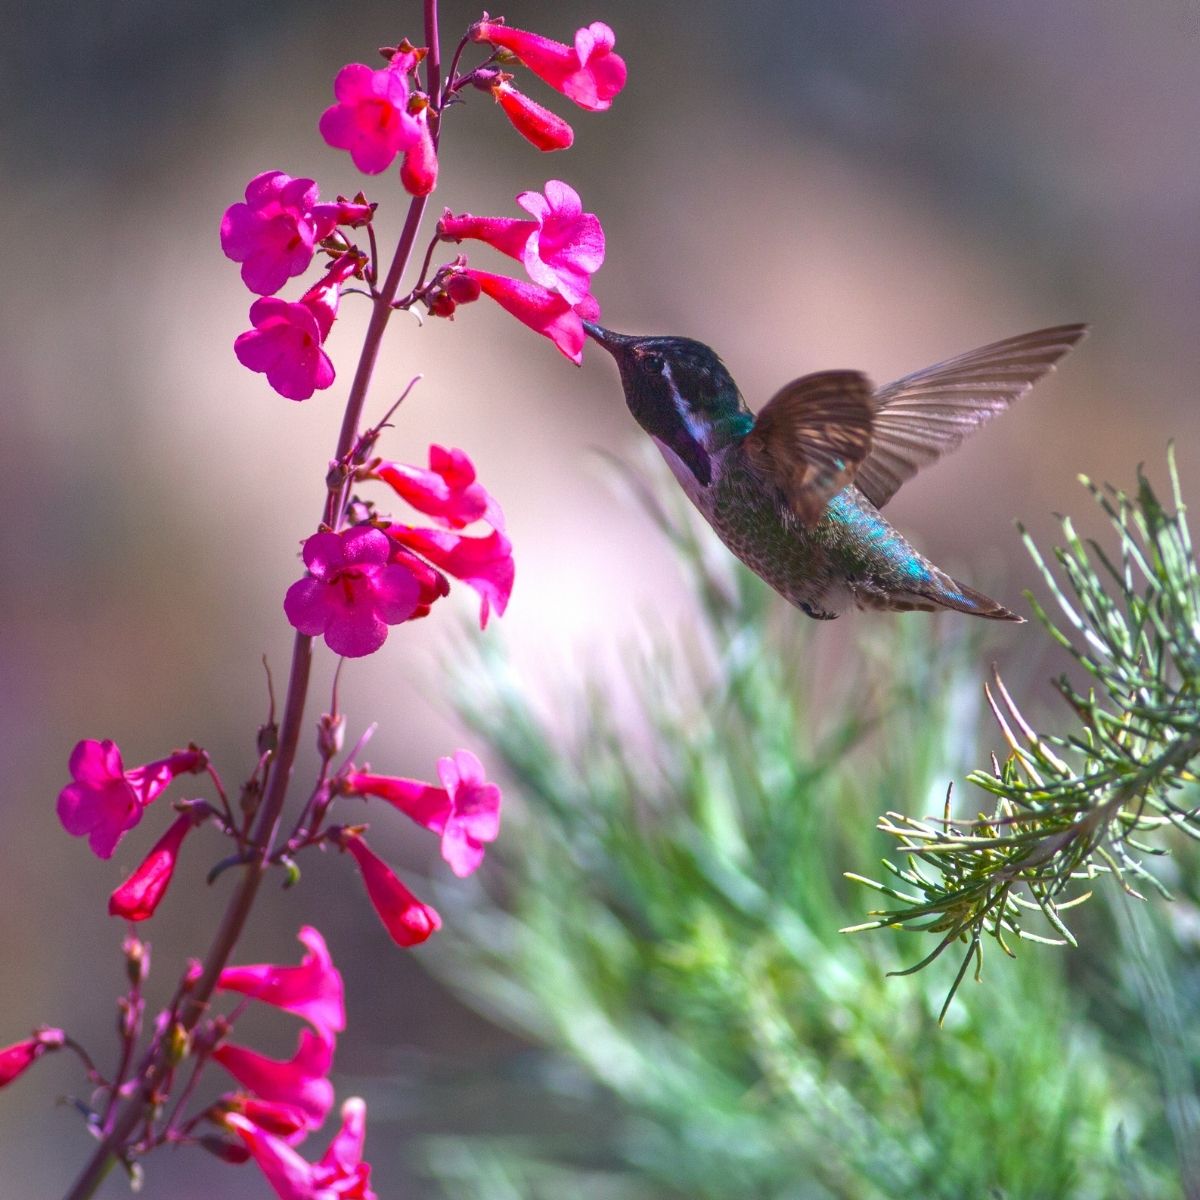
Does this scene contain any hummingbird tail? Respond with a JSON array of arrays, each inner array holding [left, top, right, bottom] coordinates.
[[926, 572, 1024, 622]]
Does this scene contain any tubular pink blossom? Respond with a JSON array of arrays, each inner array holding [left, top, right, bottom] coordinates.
[[491, 81, 574, 151], [57, 740, 205, 859], [465, 268, 586, 364], [368, 444, 504, 531], [220, 171, 335, 297], [108, 812, 196, 922], [400, 104, 438, 196], [234, 297, 336, 402], [213, 1030, 335, 1131], [440, 182, 604, 315], [226, 1096, 377, 1200], [340, 834, 441, 947], [319, 63, 419, 174], [387, 523, 514, 628], [0, 1029, 65, 1088], [217, 927, 346, 1044], [284, 527, 422, 657], [473, 20, 627, 111], [343, 749, 502, 878]]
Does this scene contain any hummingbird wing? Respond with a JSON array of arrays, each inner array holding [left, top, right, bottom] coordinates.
[[743, 370, 875, 525], [855, 324, 1088, 509]]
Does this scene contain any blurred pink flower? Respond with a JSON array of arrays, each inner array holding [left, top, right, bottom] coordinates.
[[227, 1096, 376, 1200], [462, 268, 585, 363], [344, 749, 501, 878], [319, 63, 418, 174], [0, 1029, 64, 1088], [474, 20, 627, 111], [284, 527, 421, 657], [339, 833, 441, 948], [440, 180, 603, 313], [491, 80, 574, 151], [387, 524, 514, 628], [213, 1029, 334, 1131], [369, 444, 504, 531], [57, 740, 205, 859], [108, 811, 197, 922], [218, 927, 346, 1044], [221, 1095, 309, 1143], [220, 172, 338, 297]]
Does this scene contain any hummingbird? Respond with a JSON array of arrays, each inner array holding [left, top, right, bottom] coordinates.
[[583, 321, 1086, 621]]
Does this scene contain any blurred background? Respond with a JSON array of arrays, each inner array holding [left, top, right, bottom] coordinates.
[[2, 0, 1199, 1195]]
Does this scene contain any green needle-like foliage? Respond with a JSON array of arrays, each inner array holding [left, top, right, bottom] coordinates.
[[419, 452, 1199, 1199], [849, 448, 1200, 1015]]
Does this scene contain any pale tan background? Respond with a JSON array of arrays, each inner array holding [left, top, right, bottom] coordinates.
[[1, 0, 1198, 1195]]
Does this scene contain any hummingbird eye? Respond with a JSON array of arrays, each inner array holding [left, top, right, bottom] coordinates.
[[642, 352, 665, 374]]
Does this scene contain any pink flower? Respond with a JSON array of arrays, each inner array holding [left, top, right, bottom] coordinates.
[[490, 80, 574, 151], [399, 103, 438, 196], [213, 1029, 335, 1131], [227, 1096, 376, 1200], [284, 527, 422, 657], [220, 172, 338, 297], [462, 268, 586, 364], [234, 295, 336, 402], [218, 927, 346, 1045], [339, 833, 441, 948], [440, 181, 603, 314], [57, 740, 205, 859], [387, 524, 514, 627], [221, 1095, 309, 1142], [474, 20, 627, 112], [390, 547, 451, 621], [0, 1029, 65, 1088], [367, 445, 504, 531], [320, 63, 419, 175], [108, 811, 198, 922], [343, 749, 501, 878]]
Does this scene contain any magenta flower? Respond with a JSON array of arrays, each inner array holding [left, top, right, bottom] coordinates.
[[227, 1096, 376, 1200], [490, 80, 574, 151], [440, 181, 603, 314], [221, 1095, 309, 1142], [463, 268, 586, 364], [57, 740, 205, 859], [0, 1029, 64, 1088], [218, 927, 346, 1045], [387, 524, 515, 627], [368, 444, 504, 531], [319, 63, 419, 175], [284, 527, 421, 657], [108, 811, 197, 922], [220, 172, 338, 297], [339, 833, 441, 948], [344, 749, 502, 878], [213, 1029, 335, 1131], [234, 295, 336, 402], [474, 20, 627, 112], [399, 103, 438, 197]]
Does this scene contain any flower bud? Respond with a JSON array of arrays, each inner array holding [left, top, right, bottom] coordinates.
[[317, 712, 346, 760], [123, 935, 150, 987]]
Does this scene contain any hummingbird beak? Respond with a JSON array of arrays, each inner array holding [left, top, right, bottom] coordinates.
[[582, 321, 637, 363]]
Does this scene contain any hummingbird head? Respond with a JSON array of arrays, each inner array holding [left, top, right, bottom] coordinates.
[[584, 323, 752, 488]]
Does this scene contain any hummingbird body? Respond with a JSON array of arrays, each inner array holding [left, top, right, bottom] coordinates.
[[585, 323, 1087, 621]]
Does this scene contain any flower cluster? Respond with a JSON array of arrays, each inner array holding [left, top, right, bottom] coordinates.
[[33, 8, 625, 1197], [285, 443, 513, 658], [221, 18, 624, 397], [205, 928, 376, 1197]]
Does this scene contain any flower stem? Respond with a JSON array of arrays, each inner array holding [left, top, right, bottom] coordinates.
[[63, 10, 441, 1194]]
